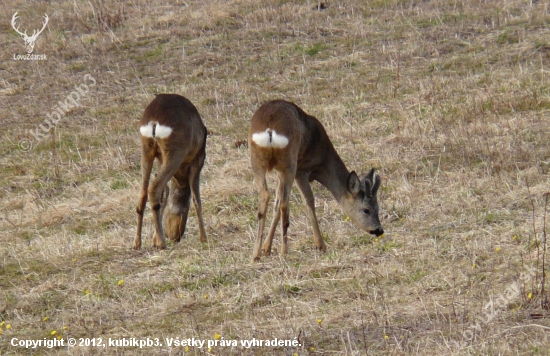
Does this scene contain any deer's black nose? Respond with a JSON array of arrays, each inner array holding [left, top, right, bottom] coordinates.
[[371, 228, 384, 236]]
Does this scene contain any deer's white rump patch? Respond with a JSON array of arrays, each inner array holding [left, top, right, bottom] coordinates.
[[140, 121, 173, 139], [252, 129, 289, 148]]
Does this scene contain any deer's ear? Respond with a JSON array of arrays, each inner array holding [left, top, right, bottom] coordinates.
[[347, 171, 361, 195]]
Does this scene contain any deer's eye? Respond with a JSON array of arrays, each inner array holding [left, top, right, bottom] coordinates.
[[363, 208, 370, 215]]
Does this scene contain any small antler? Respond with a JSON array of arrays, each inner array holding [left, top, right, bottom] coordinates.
[[363, 168, 375, 197], [372, 172, 381, 195], [11, 12, 28, 38]]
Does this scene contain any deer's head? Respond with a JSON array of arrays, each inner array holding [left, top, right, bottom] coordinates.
[[11, 12, 49, 54], [342, 168, 384, 237]]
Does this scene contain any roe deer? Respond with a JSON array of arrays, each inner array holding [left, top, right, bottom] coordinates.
[[134, 94, 208, 250], [249, 100, 384, 261]]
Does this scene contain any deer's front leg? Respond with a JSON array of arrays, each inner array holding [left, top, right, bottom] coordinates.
[[295, 172, 326, 252], [278, 170, 295, 256], [189, 160, 207, 243]]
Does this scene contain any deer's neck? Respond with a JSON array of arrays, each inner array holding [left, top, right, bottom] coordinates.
[[316, 147, 350, 203]]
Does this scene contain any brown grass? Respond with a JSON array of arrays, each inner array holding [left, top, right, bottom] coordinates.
[[1, 0, 550, 354]]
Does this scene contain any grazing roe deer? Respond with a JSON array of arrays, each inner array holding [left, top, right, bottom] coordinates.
[[249, 100, 384, 261], [134, 94, 207, 250]]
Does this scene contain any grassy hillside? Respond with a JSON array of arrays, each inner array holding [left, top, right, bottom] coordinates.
[[1, 0, 550, 354]]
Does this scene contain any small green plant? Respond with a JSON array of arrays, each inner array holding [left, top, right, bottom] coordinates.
[[136, 45, 163, 62], [110, 180, 128, 190], [305, 43, 328, 56], [283, 284, 300, 294]]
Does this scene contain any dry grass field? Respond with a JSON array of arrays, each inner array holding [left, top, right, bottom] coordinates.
[[1, 0, 550, 354]]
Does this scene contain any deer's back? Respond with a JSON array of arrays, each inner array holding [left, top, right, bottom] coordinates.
[[249, 100, 333, 171], [141, 94, 203, 130], [140, 94, 206, 162]]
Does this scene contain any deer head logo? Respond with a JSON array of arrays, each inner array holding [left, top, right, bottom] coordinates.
[[11, 12, 49, 54]]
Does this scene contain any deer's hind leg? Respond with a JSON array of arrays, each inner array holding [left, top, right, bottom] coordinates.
[[251, 160, 270, 262], [134, 141, 155, 250], [262, 186, 280, 257]]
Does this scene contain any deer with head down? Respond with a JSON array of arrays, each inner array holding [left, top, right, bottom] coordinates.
[[134, 94, 207, 250], [249, 100, 384, 261]]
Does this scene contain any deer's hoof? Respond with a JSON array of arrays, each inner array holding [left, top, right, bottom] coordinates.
[[153, 235, 166, 250]]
